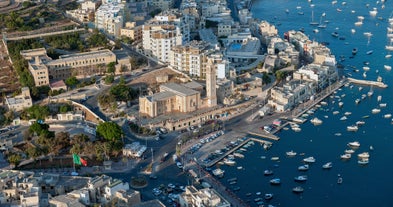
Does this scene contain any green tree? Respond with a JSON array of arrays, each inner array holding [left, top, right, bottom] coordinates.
[[104, 75, 114, 84], [275, 70, 287, 82], [29, 122, 49, 136], [59, 104, 72, 113], [25, 105, 49, 120], [65, 76, 79, 88], [107, 62, 116, 74], [262, 72, 271, 84], [7, 154, 21, 166], [96, 122, 123, 142]]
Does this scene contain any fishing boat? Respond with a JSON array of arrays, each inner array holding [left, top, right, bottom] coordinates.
[[292, 186, 304, 193], [303, 157, 316, 163], [286, 150, 297, 156], [341, 154, 351, 159], [264, 170, 274, 176], [270, 178, 281, 185], [294, 175, 308, 182], [298, 164, 309, 171], [322, 162, 333, 169], [348, 141, 360, 148], [347, 125, 358, 132]]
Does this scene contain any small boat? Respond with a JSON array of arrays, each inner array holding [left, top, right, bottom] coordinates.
[[223, 158, 236, 166], [357, 152, 370, 159], [341, 154, 351, 159], [256, 192, 262, 196], [347, 125, 358, 132], [331, 31, 339, 37], [370, 145, 374, 151], [298, 164, 309, 171], [385, 54, 392, 58], [286, 150, 297, 156], [366, 50, 374, 55], [212, 169, 225, 177], [337, 177, 343, 184], [271, 157, 280, 161], [270, 178, 281, 185], [334, 133, 342, 136], [348, 141, 360, 148], [303, 157, 316, 163], [344, 149, 355, 154], [355, 21, 363, 26], [237, 166, 243, 170], [344, 112, 352, 116], [292, 127, 302, 132], [384, 114, 392, 119], [233, 152, 245, 158], [264, 193, 273, 200], [352, 48, 358, 55], [340, 116, 347, 121], [310, 117, 323, 125], [333, 111, 340, 115], [384, 65, 391, 70], [294, 175, 308, 182], [322, 162, 333, 169], [355, 99, 361, 104], [264, 170, 274, 176], [380, 103, 387, 107], [358, 158, 369, 165], [371, 108, 381, 114], [363, 66, 370, 71], [292, 186, 304, 193]]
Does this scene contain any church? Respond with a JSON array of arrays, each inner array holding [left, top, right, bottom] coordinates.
[[139, 61, 217, 118]]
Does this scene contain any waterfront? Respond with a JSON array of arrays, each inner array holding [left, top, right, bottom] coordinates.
[[213, 0, 393, 206]]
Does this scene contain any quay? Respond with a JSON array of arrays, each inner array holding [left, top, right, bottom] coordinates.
[[247, 131, 280, 141], [347, 77, 388, 88]]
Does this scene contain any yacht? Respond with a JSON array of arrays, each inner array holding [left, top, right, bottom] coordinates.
[[223, 158, 236, 166], [371, 108, 381, 114], [358, 152, 370, 159], [292, 186, 304, 193], [294, 175, 308, 182], [345, 149, 355, 154], [384, 114, 392, 119], [369, 8, 378, 16], [322, 162, 333, 169], [286, 150, 297, 156], [358, 158, 369, 165], [344, 112, 352, 116], [298, 164, 309, 171], [384, 65, 391, 70], [303, 157, 316, 163], [348, 141, 361, 148], [340, 116, 347, 121], [233, 152, 244, 158], [347, 125, 358, 132], [310, 117, 323, 125], [355, 21, 363, 26], [212, 169, 225, 177], [270, 178, 281, 185], [340, 154, 352, 159], [355, 99, 361, 104], [380, 103, 387, 107]]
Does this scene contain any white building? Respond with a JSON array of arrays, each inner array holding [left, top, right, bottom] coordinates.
[[6, 87, 33, 111], [178, 185, 230, 207], [103, 179, 130, 201], [95, 2, 125, 37]]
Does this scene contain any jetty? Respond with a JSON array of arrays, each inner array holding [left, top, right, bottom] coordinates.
[[247, 132, 280, 140], [347, 77, 388, 88]]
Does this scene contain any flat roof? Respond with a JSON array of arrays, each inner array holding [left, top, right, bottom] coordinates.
[[148, 91, 176, 102], [161, 83, 199, 96]]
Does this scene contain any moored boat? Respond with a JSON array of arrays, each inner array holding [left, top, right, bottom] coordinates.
[[286, 150, 297, 156], [322, 162, 333, 169], [356, 120, 365, 125], [294, 175, 308, 182], [264, 193, 273, 200], [347, 125, 358, 132], [233, 152, 245, 158], [340, 154, 351, 159], [357, 152, 370, 159], [303, 156, 316, 163], [270, 178, 281, 185], [358, 158, 369, 165], [344, 149, 355, 154], [292, 186, 304, 193], [337, 177, 343, 184], [371, 108, 381, 114], [264, 169, 273, 176], [212, 169, 225, 177], [384, 114, 392, 119], [298, 164, 309, 171], [348, 141, 360, 148], [310, 117, 323, 125]]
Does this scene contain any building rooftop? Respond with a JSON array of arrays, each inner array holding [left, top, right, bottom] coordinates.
[[133, 199, 166, 207], [199, 29, 218, 45], [161, 83, 199, 96], [48, 49, 115, 64], [49, 194, 85, 207], [148, 91, 176, 102]]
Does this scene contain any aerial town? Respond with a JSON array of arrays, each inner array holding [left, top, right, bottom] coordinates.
[[1, 0, 388, 206]]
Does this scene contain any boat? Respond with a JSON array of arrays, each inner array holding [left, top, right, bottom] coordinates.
[[298, 164, 309, 171], [348, 141, 360, 147], [354, 21, 363, 26], [363, 66, 370, 71], [264, 170, 274, 176], [270, 178, 281, 185], [358, 158, 369, 165], [341, 154, 351, 159], [369, 8, 378, 16], [344, 112, 352, 116], [366, 50, 374, 55], [237, 166, 243, 170], [292, 127, 301, 132], [370, 145, 374, 151], [322, 162, 333, 169], [310, 117, 323, 125], [355, 99, 361, 104], [286, 150, 297, 156], [227, 177, 238, 183], [351, 28, 356, 34], [223, 158, 236, 166], [371, 108, 381, 114], [352, 48, 358, 55], [337, 177, 343, 184], [264, 193, 273, 200], [384, 65, 391, 70], [233, 152, 245, 158], [271, 157, 280, 161], [385, 54, 392, 58], [303, 157, 316, 163], [340, 116, 347, 121], [345, 149, 355, 154], [292, 186, 304, 193], [331, 31, 339, 37], [358, 152, 370, 159], [212, 169, 225, 177], [380, 103, 387, 107], [347, 125, 358, 132], [333, 111, 340, 115], [384, 114, 392, 119], [294, 175, 308, 182]]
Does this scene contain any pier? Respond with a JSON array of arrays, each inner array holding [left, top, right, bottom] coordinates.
[[347, 77, 388, 88], [247, 132, 280, 140]]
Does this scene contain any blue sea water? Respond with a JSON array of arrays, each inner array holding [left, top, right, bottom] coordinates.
[[217, 0, 393, 206]]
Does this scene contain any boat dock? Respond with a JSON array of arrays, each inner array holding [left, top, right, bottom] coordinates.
[[247, 132, 280, 140], [347, 77, 388, 88]]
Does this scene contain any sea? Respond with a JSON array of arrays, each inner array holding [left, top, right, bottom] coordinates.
[[217, 0, 393, 207]]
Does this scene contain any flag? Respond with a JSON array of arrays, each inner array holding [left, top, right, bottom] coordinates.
[[73, 154, 87, 166]]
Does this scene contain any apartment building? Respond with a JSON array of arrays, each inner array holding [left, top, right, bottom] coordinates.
[[95, 2, 124, 37], [6, 87, 33, 111], [178, 186, 230, 207], [120, 22, 143, 42]]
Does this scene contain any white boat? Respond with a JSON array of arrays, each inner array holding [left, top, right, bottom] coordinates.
[[356, 120, 365, 125], [369, 8, 378, 16], [298, 164, 309, 171], [370, 145, 374, 151], [371, 108, 381, 114], [355, 99, 361, 104], [366, 50, 374, 55], [271, 157, 280, 161], [351, 28, 356, 34], [264, 170, 273, 176], [363, 32, 373, 37], [358, 158, 369, 165], [347, 125, 358, 131], [363, 66, 370, 71], [310, 117, 323, 125], [293, 186, 304, 193], [385, 45, 393, 51], [384, 114, 392, 119], [303, 157, 316, 163], [348, 141, 361, 148], [345, 149, 355, 154], [320, 101, 328, 106], [357, 152, 370, 159], [233, 153, 245, 158], [212, 169, 225, 177], [384, 65, 392, 70], [322, 162, 333, 169], [338, 102, 344, 107], [363, 72, 367, 78], [337, 177, 343, 184], [344, 112, 352, 116], [380, 103, 387, 107], [340, 154, 351, 159], [286, 150, 297, 156], [294, 175, 308, 182], [377, 95, 382, 102], [340, 116, 347, 121], [223, 158, 236, 166], [355, 21, 363, 26], [367, 90, 374, 97], [385, 54, 392, 58], [333, 111, 340, 115], [292, 127, 302, 132]]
